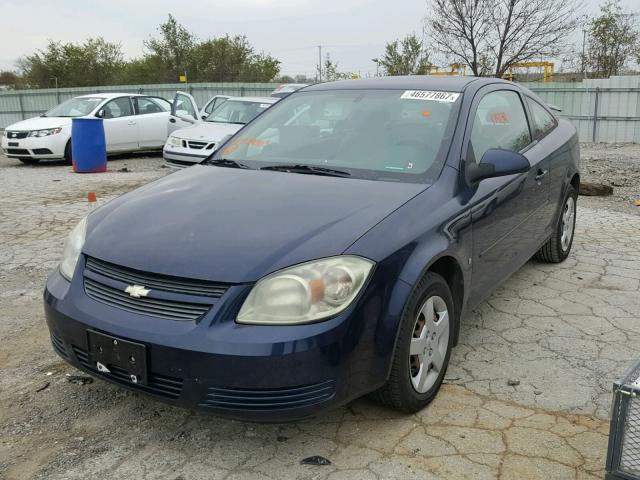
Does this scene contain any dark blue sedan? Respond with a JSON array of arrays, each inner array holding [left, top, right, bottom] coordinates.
[[44, 76, 579, 421]]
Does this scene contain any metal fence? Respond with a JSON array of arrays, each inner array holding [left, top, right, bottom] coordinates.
[[524, 76, 640, 143], [1, 77, 640, 142], [0, 82, 279, 130]]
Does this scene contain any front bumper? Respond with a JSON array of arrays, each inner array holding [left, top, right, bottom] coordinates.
[[163, 146, 209, 169], [2, 131, 68, 159], [44, 260, 407, 421]]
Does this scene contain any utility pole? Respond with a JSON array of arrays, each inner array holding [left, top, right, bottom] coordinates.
[[318, 45, 323, 82], [581, 28, 588, 80], [372, 58, 380, 77]]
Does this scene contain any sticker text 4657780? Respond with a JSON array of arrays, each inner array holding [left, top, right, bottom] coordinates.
[[400, 90, 460, 103]]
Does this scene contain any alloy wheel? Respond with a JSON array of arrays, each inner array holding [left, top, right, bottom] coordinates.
[[409, 295, 450, 393], [561, 196, 575, 252]]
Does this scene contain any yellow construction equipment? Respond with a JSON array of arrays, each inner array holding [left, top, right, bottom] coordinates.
[[506, 61, 555, 82], [426, 63, 467, 76]]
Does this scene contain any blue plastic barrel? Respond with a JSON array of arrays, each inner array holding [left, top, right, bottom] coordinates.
[[71, 117, 107, 173]]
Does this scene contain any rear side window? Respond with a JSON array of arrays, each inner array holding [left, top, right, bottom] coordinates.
[[469, 90, 531, 162], [526, 97, 557, 139]]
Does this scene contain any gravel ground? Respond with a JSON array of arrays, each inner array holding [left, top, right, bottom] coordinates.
[[579, 143, 640, 214], [0, 144, 639, 480]]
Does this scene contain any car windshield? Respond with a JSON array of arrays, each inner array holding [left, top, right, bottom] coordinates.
[[44, 97, 104, 117], [211, 89, 461, 183], [206, 100, 272, 125]]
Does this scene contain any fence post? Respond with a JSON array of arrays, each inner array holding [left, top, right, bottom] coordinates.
[[17, 93, 25, 120], [592, 87, 600, 143], [240, 86, 246, 97]]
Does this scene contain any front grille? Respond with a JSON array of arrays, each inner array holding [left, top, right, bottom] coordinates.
[[50, 332, 69, 358], [6, 131, 29, 139], [72, 346, 183, 398], [199, 380, 336, 411], [7, 148, 29, 155], [84, 277, 211, 321], [186, 140, 212, 150], [85, 257, 228, 297]]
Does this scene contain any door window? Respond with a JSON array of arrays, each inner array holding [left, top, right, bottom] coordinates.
[[526, 97, 557, 139], [174, 94, 198, 120], [135, 97, 170, 115], [469, 90, 531, 162], [102, 97, 133, 119]]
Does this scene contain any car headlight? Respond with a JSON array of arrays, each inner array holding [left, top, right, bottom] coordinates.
[[237, 256, 375, 325], [59, 217, 87, 281], [167, 136, 183, 147], [28, 127, 62, 137]]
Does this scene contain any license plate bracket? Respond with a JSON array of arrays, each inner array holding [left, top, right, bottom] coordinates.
[[87, 330, 148, 385], [8, 142, 18, 147]]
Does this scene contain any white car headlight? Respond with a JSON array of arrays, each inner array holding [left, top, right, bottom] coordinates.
[[59, 217, 87, 281], [167, 136, 183, 147], [237, 256, 375, 325], [28, 127, 62, 137]]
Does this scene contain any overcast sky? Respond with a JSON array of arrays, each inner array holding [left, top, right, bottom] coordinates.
[[0, 0, 637, 78]]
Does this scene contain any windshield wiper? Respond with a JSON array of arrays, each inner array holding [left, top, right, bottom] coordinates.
[[204, 158, 251, 169], [260, 164, 351, 177]]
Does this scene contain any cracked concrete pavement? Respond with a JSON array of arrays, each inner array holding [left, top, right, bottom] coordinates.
[[0, 146, 639, 479]]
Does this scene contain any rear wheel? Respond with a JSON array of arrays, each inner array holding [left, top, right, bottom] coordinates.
[[535, 185, 577, 263], [373, 272, 454, 413], [18, 157, 40, 165]]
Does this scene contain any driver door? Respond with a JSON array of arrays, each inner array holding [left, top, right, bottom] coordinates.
[[465, 87, 548, 307], [168, 91, 200, 136]]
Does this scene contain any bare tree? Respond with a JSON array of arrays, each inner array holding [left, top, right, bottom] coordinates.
[[429, 0, 493, 76], [428, 0, 579, 77]]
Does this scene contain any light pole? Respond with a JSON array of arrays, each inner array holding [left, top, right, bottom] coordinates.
[[318, 45, 323, 82], [372, 58, 380, 77]]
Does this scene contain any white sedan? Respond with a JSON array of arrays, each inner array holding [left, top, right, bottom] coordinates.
[[163, 93, 278, 168], [1, 93, 172, 164]]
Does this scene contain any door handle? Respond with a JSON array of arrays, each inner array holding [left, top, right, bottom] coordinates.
[[127, 121, 136, 126], [535, 169, 548, 182]]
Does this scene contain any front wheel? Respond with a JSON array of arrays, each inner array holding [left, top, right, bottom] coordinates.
[[64, 141, 72, 164], [535, 185, 577, 263], [373, 272, 454, 413]]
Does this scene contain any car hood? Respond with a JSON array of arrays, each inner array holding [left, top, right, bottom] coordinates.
[[172, 122, 242, 142], [84, 166, 428, 283], [7, 116, 72, 131]]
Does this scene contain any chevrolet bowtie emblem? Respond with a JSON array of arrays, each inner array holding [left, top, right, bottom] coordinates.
[[125, 285, 150, 298]]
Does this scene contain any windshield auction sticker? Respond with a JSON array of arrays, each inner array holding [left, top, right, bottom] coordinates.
[[401, 90, 460, 102]]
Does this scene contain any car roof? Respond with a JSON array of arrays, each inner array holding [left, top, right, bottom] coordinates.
[[225, 96, 279, 104], [75, 92, 149, 100], [304, 76, 505, 93]]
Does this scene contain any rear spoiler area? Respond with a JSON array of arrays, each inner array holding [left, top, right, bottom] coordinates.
[[548, 103, 562, 113]]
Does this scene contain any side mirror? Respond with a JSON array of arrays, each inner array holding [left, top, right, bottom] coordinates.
[[466, 148, 530, 184], [201, 113, 208, 120], [96, 109, 105, 118]]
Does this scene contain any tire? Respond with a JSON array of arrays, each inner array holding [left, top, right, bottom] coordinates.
[[373, 272, 455, 413], [18, 157, 40, 165], [64, 141, 72, 164], [534, 185, 577, 263]]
